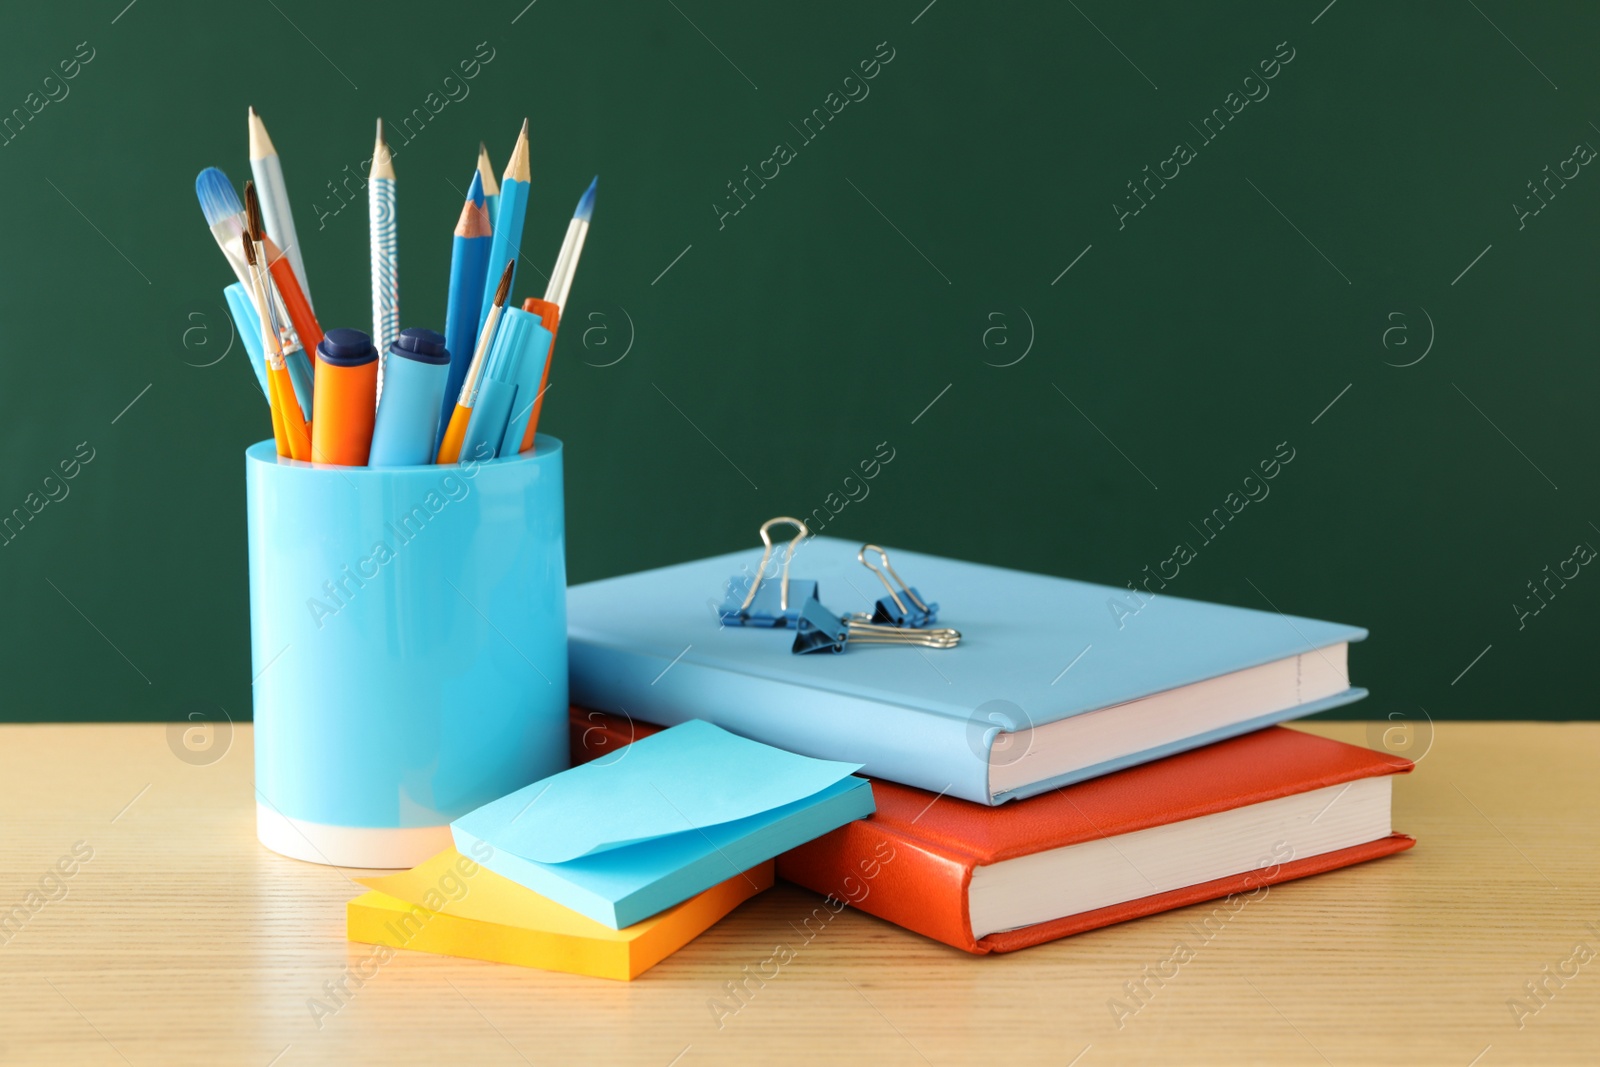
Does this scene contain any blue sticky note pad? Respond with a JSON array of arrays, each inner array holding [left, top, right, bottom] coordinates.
[[451, 720, 875, 928]]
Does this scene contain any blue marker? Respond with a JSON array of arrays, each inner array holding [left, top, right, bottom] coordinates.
[[498, 320, 552, 458], [460, 308, 536, 461], [224, 282, 270, 400], [370, 328, 451, 466]]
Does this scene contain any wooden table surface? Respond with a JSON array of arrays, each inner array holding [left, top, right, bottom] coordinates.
[[1, 721, 1596, 1065]]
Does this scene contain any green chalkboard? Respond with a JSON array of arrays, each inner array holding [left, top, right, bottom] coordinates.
[[1, 1, 1595, 725]]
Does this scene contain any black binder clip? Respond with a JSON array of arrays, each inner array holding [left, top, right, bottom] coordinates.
[[859, 544, 939, 628], [719, 517, 818, 628]]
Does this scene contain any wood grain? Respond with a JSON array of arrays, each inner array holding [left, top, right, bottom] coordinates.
[[0, 722, 1595, 1065]]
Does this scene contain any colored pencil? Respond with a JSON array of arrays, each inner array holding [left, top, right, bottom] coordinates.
[[438, 259, 514, 464], [477, 119, 530, 335], [369, 118, 399, 394], [517, 177, 596, 452], [477, 141, 500, 230], [440, 170, 492, 449], [248, 107, 313, 309]]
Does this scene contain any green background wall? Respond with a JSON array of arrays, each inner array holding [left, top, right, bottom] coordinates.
[[1, 1, 1594, 722]]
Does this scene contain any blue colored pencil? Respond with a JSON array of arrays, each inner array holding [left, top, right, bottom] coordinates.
[[439, 171, 493, 448], [477, 141, 499, 233], [477, 119, 530, 334]]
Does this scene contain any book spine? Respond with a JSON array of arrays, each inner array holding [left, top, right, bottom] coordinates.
[[570, 640, 996, 803], [777, 816, 984, 954], [569, 707, 661, 764]]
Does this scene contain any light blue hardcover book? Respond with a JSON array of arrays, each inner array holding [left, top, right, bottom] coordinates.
[[451, 720, 875, 929], [568, 538, 1369, 806]]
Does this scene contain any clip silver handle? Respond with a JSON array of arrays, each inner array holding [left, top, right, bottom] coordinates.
[[858, 544, 930, 615], [740, 517, 810, 613], [844, 619, 961, 649]]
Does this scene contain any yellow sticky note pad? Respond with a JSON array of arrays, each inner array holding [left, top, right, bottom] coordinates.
[[347, 849, 772, 980]]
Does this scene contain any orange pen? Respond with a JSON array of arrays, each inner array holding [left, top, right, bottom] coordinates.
[[437, 259, 514, 464], [241, 232, 310, 460], [311, 329, 378, 466], [517, 297, 561, 453]]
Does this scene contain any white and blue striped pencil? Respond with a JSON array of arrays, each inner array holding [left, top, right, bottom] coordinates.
[[369, 118, 399, 396]]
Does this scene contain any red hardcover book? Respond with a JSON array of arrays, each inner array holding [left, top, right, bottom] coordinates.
[[568, 708, 1414, 955]]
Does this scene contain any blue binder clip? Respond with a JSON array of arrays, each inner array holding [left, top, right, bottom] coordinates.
[[792, 597, 849, 655], [793, 596, 960, 654], [718, 517, 817, 628], [859, 544, 940, 628]]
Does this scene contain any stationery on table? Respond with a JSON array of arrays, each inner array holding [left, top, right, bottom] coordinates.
[[567, 537, 1368, 804], [573, 710, 1413, 954], [197, 114, 594, 467], [247, 107, 311, 307], [451, 719, 875, 929], [347, 851, 772, 980], [440, 172, 492, 448], [369, 118, 398, 393], [477, 119, 530, 335]]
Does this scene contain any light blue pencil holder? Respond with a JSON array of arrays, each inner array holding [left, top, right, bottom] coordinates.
[[245, 437, 569, 868]]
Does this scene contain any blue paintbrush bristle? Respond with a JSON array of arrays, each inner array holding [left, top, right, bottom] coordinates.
[[195, 167, 243, 227], [575, 176, 597, 222]]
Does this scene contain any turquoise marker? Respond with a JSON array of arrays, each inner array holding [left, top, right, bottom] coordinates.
[[461, 308, 537, 461], [498, 320, 552, 458], [224, 282, 270, 400], [370, 329, 451, 466], [477, 119, 530, 336]]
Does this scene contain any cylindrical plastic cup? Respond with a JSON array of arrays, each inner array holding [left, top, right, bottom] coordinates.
[[245, 436, 568, 868]]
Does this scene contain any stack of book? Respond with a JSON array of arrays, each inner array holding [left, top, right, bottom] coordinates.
[[561, 537, 1414, 955]]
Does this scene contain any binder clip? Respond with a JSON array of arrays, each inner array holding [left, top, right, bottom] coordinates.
[[793, 597, 849, 654], [859, 544, 939, 628], [793, 597, 962, 655], [719, 517, 818, 628]]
